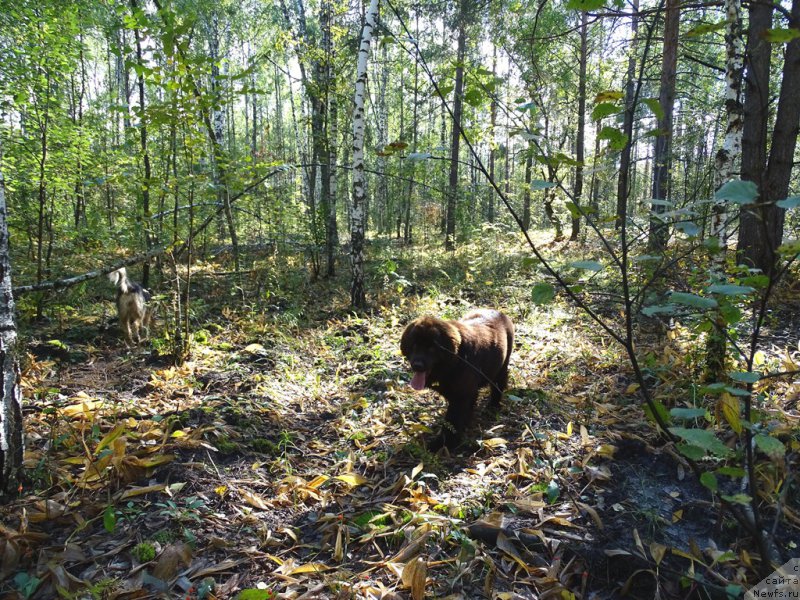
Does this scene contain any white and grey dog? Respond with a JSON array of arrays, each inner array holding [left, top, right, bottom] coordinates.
[[108, 267, 152, 345]]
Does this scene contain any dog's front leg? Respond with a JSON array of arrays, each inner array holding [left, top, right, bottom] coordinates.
[[439, 389, 477, 449]]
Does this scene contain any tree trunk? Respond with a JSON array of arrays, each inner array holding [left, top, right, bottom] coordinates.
[[615, 0, 639, 228], [736, 0, 773, 270], [761, 0, 800, 269], [0, 160, 23, 498], [35, 73, 50, 321], [445, 3, 467, 251], [572, 11, 588, 242], [544, 166, 563, 240], [488, 44, 497, 224], [404, 15, 420, 244], [522, 152, 532, 231], [131, 0, 153, 288], [648, 0, 680, 250], [350, 0, 379, 308], [321, 0, 337, 277], [706, 0, 745, 380], [738, 0, 800, 274]]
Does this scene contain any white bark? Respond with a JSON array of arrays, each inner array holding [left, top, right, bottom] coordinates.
[[350, 0, 379, 308], [0, 157, 23, 495], [712, 0, 745, 252]]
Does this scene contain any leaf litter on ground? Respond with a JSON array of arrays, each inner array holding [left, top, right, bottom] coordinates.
[[2, 235, 798, 598]]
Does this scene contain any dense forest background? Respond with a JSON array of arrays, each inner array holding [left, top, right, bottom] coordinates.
[[0, 0, 799, 597]]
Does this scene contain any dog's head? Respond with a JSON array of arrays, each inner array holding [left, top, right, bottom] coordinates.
[[108, 268, 127, 288], [400, 316, 461, 390]]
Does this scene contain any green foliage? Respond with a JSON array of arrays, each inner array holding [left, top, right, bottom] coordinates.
[[568, 260, 603, 272], [714, 180, 759, 205], [763, 28, 800, 43], [103, 505, 117, 533], [237, 589, 276, 600], [531, 283, 555, 305], [13, 572, 42, 599], [669, 427, 733, 459], [754, 434, 785, 460], [597, 126, 629, 151], [132, 542, 156, 563]]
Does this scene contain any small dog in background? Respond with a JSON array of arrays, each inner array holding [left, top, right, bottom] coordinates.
[[108, 267, 152, 345]]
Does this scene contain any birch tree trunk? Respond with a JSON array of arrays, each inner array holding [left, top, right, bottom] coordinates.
[[350, 0, 379, 308], [571, 11, 588, 242], [207, 10, 241, 279], [487, 44, 497, 224], [712, 0, 745, 248], [445, 3, 467, 251], [0, 158, 23, 498], [706, 0, 744, 379]]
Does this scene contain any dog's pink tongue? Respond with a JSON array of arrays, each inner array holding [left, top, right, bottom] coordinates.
[[410, 371, 427, 391]]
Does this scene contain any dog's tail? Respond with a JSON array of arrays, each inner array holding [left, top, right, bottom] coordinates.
[[108, 267, 132, 294]]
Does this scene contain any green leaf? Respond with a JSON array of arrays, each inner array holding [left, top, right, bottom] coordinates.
[[742, 274, 770, 289], [643, 98, 665, 121], [699, 382, 727, 394], [595, 90, 624, 103], [719, 303, 742, 324], [237, 590, 276, 600], [530, 179, 557, 190], [103, 505, 117, 533], [463, 88, 484, 107], [565, 0, 607, 9], [676, 443, 705, 460], [714, 180, 758, 205], [669, 292, 718, 310], [591, 102, 619, 121], [763, 27, 800, 43], [668, 427, 733, 458], [724, 386, 750, 397], [569, 260, 603, 272], [598, 126, 629, 151], [546, 479, 560, 503], [776, 195, 800, 209], [716, 466, 745, 478], [406, 152, 432, 161], [675, 221, 701, 237], [706, 284, 755, 296], [644, 399, 671, 425], [685, 21, 729, 37], [721, 493, 752, 505], [642, 304, 677, 316], [565, 201, 581, 219], [670, 408, 707, 420], [754, 434, 785, 460], [778, 240, 800, 257], [729, 371, 760, 384], [531, 283, 555, 305], [644, 128, 669, 138], [725, 585, 744, 600], [700, 472, 718, 492], [633, 254, 662, 263], [438, 83, 454, 96]]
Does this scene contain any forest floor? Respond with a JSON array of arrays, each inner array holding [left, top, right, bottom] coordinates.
[[2, 230, 799, 600]]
